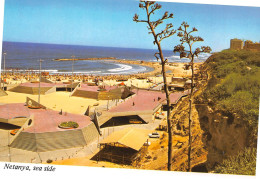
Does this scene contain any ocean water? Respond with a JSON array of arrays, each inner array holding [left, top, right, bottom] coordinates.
[[1, 41, 211, 75]]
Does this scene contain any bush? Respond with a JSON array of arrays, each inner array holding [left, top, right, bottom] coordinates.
[[59, 121, 79, 128], [214, 148, 257, 175]]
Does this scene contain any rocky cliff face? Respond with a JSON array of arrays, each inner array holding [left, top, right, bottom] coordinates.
[[195, 104, 250, 170], [194, 62, 252, 171]]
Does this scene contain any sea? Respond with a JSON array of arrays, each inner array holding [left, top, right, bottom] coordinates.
[[1, 41, 211, 75]]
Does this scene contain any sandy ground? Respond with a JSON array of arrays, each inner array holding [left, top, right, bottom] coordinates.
[[0, 91, 107, 115]]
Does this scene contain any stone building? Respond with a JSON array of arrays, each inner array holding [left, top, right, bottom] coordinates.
[[230, 39, 260, 51], [230, 39, 243, 50], [244, 40, 260, 51]]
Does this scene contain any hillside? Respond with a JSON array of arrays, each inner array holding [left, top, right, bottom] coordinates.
[[195, 49, 259, 175]]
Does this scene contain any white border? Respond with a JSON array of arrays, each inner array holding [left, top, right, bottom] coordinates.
[[0, 1, 259, 179], [0, 0, 4, 77]]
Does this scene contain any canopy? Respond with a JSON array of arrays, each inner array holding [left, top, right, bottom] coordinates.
[[100, 127, 151, 151]]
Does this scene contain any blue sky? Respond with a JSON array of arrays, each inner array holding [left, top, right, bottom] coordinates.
[[2, 0, 260, 52]]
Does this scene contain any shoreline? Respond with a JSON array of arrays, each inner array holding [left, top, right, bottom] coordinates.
[[1, 59, 203, 85], [54, 57, 117, 61]]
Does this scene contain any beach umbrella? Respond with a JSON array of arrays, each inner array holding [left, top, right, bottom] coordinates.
[[118, 82, 125, 86]]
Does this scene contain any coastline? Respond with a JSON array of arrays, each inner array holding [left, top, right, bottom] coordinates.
[[1, 59, 203, 86], [52, 58, 203, 78], [54, 57, 117, 61]]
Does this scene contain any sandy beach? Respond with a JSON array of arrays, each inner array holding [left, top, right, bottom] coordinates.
[[1, 61, 202, 86]]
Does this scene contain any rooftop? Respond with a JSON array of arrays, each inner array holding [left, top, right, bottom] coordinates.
[[0, 103, 92, 133], [108, 89, 185, 113], [78, 84, 117, 92], [100, 127, 151, 151], [20, 82, 56, 88]]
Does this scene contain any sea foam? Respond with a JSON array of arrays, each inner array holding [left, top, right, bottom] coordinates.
[[108, 64, 133, 72]]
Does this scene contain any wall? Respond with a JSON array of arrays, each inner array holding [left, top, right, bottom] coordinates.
[[230, 39, 243, 50], [244, 40, 260, 51], [10, 122, 100, 152], [72, 90, 99, 99]]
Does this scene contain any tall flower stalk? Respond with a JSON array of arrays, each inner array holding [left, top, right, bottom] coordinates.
[[133, 1, 176, 171], [174, 21, 211, 171]]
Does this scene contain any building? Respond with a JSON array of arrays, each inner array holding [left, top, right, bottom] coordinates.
[[230, 39, 260, 51], [94, 128, 150, 165], [244, 40, 260, 51], [230, 39, 243, 50], [9, 82, 56, 95], [0, 103, 100, 153], [71, 83, 133, 100], [98, 89, 190, 128]]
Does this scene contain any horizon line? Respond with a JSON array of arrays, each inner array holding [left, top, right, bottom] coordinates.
[[2, 40, 176, 52], [2, 40, 219, 53]]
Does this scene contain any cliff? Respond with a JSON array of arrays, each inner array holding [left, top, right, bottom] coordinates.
[[194, 50, 259, 174]]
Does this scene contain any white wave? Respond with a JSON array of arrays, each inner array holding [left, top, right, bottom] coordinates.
[[5, 69, 59, 72], [51, 71, 102, 74], [197, 53, 212, 59], [108, 64, 133, 72], [165, 52, 212, 62]]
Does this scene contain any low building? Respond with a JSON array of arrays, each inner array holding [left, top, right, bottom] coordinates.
[[98, 89, 189, 128], [0, 103, 100, 153], [168, 77, 193, 91], [71, 83, 133, 100], [94, 128, 150, 165], [9, 82, 56, 95]]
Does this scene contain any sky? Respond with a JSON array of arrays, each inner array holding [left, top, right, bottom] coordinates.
[[2, 0, 260, 52]]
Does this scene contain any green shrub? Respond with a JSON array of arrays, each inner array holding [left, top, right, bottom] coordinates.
[[214, 148, 257, 175], [59, 121, 79, 128]]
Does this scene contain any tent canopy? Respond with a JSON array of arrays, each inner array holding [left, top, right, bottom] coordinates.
[[100, 127, 151, 151]]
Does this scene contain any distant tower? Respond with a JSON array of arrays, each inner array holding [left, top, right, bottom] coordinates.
[[230, 39, 243, 50]]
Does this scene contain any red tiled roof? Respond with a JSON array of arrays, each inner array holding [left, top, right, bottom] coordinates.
[[20, 82, 55, 88], [0, 103, 92, 133], [78, 84, 117, 92], [25, 109, 92, 133], [108, 90, 185, 113], [0, 103, 30, 119]]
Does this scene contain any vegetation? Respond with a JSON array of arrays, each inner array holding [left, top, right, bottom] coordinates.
[[214, 148, 257, 175], [199, 49, 259, 175], [133, 1, 176, 171], [59, 121, 79, 129], [174, 22, 211, 172], [201, 50, 259, 145]]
